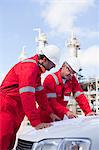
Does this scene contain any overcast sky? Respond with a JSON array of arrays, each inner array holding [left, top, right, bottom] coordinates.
[[0, 0, 99, 83]]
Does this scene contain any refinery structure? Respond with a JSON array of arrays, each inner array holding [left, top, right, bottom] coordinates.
[[66, 33, 99, 114], [18, 29, 99, 117]]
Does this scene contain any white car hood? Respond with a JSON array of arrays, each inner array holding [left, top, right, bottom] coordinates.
[[18, 116, 99, 142]]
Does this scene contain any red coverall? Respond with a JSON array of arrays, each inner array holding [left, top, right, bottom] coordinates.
[[0, 55, 52, 150], [40, 69, 92, 123]]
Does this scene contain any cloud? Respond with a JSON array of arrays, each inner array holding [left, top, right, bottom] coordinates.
[[41, 0, 95, 33], [80, 46, 99, 66], [79, 29, 99, 39], [79, 45, 99, 77]]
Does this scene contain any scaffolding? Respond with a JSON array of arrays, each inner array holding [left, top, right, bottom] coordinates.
[[82, 77, 99, 113], [68, 77, 99, 115]]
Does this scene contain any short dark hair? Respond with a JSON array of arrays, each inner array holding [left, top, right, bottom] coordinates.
[[38, 54, 45, 60]]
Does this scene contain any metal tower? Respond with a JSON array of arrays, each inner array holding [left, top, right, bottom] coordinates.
[[33, 28, 48, 54], [67, 33, 80, 58]]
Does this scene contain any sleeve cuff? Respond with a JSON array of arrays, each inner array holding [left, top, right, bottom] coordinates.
[[31, 119, 41, 127]]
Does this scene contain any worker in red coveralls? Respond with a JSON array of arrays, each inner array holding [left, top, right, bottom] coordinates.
[[40, 57, 95, 123], [0, 45, 61, 150]]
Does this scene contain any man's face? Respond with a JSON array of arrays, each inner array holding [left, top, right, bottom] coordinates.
[[43, 58, 55, 71], [39, 56, 55, 71], [61, 65, 74, 79]]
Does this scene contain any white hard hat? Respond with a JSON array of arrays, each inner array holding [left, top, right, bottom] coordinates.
[[64, 57, 81, 73], [41, 44, 60, 65]]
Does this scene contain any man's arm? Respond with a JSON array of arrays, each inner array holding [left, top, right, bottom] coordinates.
[[43, 75, 69, 117], [72, 75, 93, 115], [19, 63, 42, 127]]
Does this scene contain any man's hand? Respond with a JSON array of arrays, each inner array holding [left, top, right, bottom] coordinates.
[[50, 113, 61, 122], [66, 111, 77, 119], [86, 111, 96, 116], [35, 123, 52, 130]]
